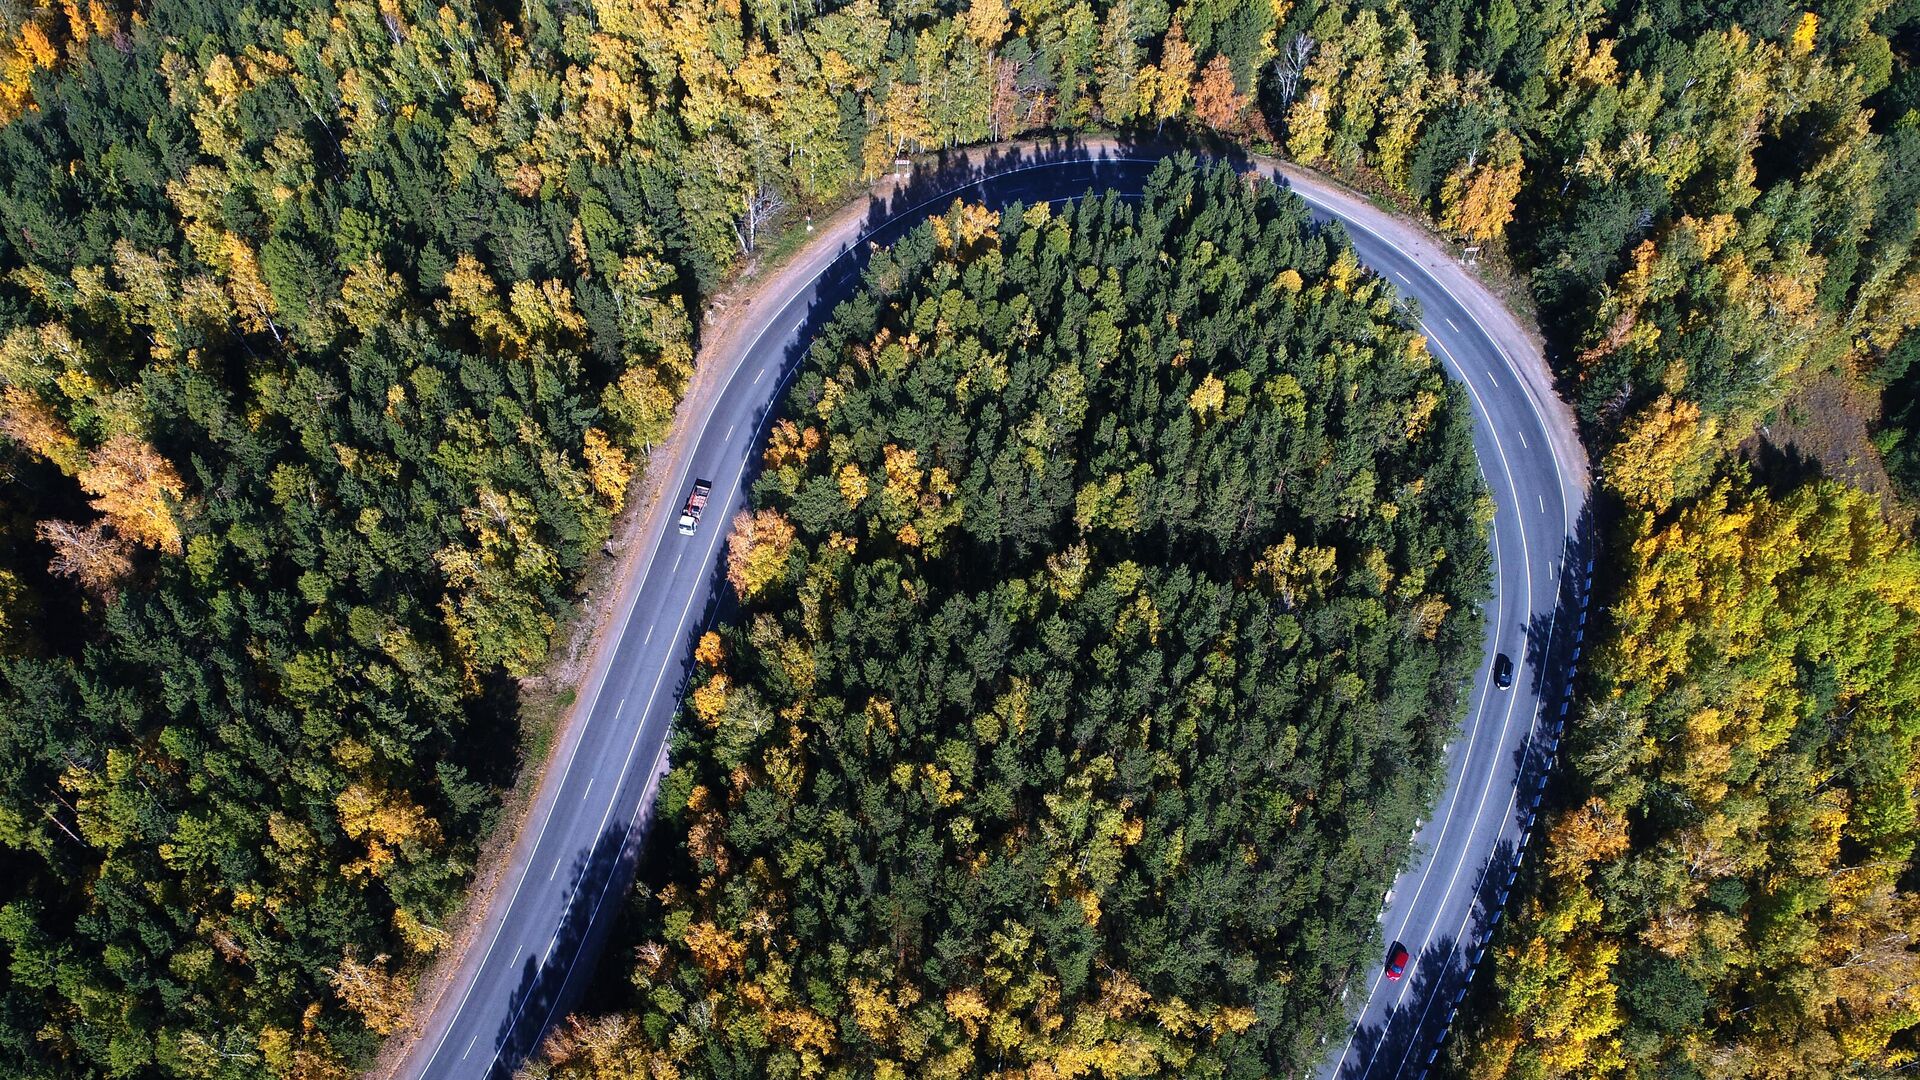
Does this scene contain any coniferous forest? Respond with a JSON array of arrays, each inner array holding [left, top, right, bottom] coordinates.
[[0, 0, 1915, 1076], [527, 161, 1490, 1080]]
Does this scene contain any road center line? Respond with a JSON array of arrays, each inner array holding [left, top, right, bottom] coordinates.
[[1517, 429, 1528, 449], [1374, 327, 1533, 1038], [1325, 322, 1515, 1078], [504, 321, 825, 1076], [1292, 169, 1579, 1078], [418, 150, 1102, 1080], [419, 154, 1585, 1080], [582, 778, 593, 801], [462, 1035, 478, 1061], [1290, 171, 1589, 1068]]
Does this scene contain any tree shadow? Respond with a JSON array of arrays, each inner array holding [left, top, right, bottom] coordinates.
[[475, 138, 1262, 1074], [477, 574, 719, 1075], [1333, 928, 1468, 1079], [467, 139, 1591, 1075], [858, 132, 1237, 236], [1516, 496, 1597, 765], [1335, 504, 1594, 1079], [1739, 431, 1826, 498]]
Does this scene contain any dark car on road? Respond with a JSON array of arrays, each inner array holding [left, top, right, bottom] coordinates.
[[1385, 942, 1411, 980], [1493, 652, 1515, 689]]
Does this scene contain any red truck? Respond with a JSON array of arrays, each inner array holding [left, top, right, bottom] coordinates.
[[677, 479, 712, 535]]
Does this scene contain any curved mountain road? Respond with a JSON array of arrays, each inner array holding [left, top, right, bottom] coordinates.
[[398, 142, 1588, 1080]]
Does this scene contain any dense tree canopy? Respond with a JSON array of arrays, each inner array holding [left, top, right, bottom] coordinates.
[[1273, 0, 1920, 487], [1, 0, 1917, 1073], [1270, 2, 1920, 1073], [1449, 475, 1920, 1078], [0, 0, 1310, 1073], [529, 161, 1491, 1080], [0, 0, 704, 1073]]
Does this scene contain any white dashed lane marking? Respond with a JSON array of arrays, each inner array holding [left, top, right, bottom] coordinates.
[[420, 156, 1179, 1080]]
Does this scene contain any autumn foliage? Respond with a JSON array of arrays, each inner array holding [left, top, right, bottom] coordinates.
[[532, 167, 1491, 1080], [724, 508, 797, 600], [0, 0, 703, 1070], [1453, 479, 1920, 1077]]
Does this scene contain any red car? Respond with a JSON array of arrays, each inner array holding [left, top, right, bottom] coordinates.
[[1385, 942, 1411, 980]]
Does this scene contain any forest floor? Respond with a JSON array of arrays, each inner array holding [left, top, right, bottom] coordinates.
[[1740, 371, 1902, 506], [372, 134, 1582, 1077]]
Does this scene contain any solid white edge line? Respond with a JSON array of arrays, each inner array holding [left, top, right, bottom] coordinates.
[[419, 149, 1586, 1080], [418, 154, 1164, 1079], [1325, 322, 1523, 1079], [484, 454, 743, 1073], [1289, 174, 1581, 1077], [499, 340, 822, 1074], [1373, 328, 1532, 1023], [1291, 179, 1580, 1078]]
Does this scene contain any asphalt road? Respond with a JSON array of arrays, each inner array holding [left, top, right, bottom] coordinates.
[[401, 145, 1586, 1080]]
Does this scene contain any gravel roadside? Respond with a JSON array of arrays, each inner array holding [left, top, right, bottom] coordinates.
[[372, 133, 1584, 1078]]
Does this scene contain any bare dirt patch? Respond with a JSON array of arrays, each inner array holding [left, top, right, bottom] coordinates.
[[1741, 371, 1898, 501]]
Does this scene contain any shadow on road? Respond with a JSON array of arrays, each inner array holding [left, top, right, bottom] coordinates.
[[1333, 504, 1594, 1079], [481, 570, 718, 1075], [1334, 930, 1463, 1079], [464, 137, 1596, 1078]]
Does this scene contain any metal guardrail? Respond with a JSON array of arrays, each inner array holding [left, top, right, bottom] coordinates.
[[1413, 555, 1596, 1079]]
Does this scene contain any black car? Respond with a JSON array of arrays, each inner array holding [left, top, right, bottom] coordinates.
[[1493, 653, 1515, 689]]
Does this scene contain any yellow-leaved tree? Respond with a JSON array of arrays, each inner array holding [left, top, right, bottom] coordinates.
[[726, 508, 796, 599], [1455, 478, 1920, 1077]]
